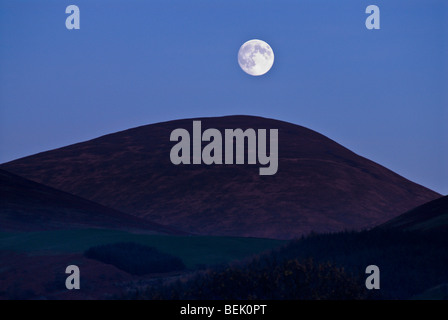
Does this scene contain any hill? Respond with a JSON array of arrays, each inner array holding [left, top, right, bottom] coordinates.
[[378, 195, 448, 233], [0, 169, 181, 234], [1, 115, 440, 239]]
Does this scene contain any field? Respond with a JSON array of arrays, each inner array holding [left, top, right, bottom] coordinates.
[[0, 228, 284, 270]]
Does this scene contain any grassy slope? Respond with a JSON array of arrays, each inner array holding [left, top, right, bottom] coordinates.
[[0, 229, 284, 269]]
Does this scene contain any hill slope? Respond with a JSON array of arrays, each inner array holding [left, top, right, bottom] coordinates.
[[0, 169, 181, 234], [379, 195, 448, 233], [1, 115, 440, 239]]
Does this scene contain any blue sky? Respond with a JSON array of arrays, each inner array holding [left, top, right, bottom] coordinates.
[[0, 0, 447, 194]]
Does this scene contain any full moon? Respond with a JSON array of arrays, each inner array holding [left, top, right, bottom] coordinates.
[[238, 39, 274, 76]]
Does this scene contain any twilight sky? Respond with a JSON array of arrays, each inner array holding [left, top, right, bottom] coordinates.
[[0, 0, 447, 194]]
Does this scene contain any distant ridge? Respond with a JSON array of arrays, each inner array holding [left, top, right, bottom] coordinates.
[[1, 115, 440, 239]]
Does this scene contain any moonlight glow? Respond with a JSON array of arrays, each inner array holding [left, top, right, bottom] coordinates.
[[238, 39, 274, 76]]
